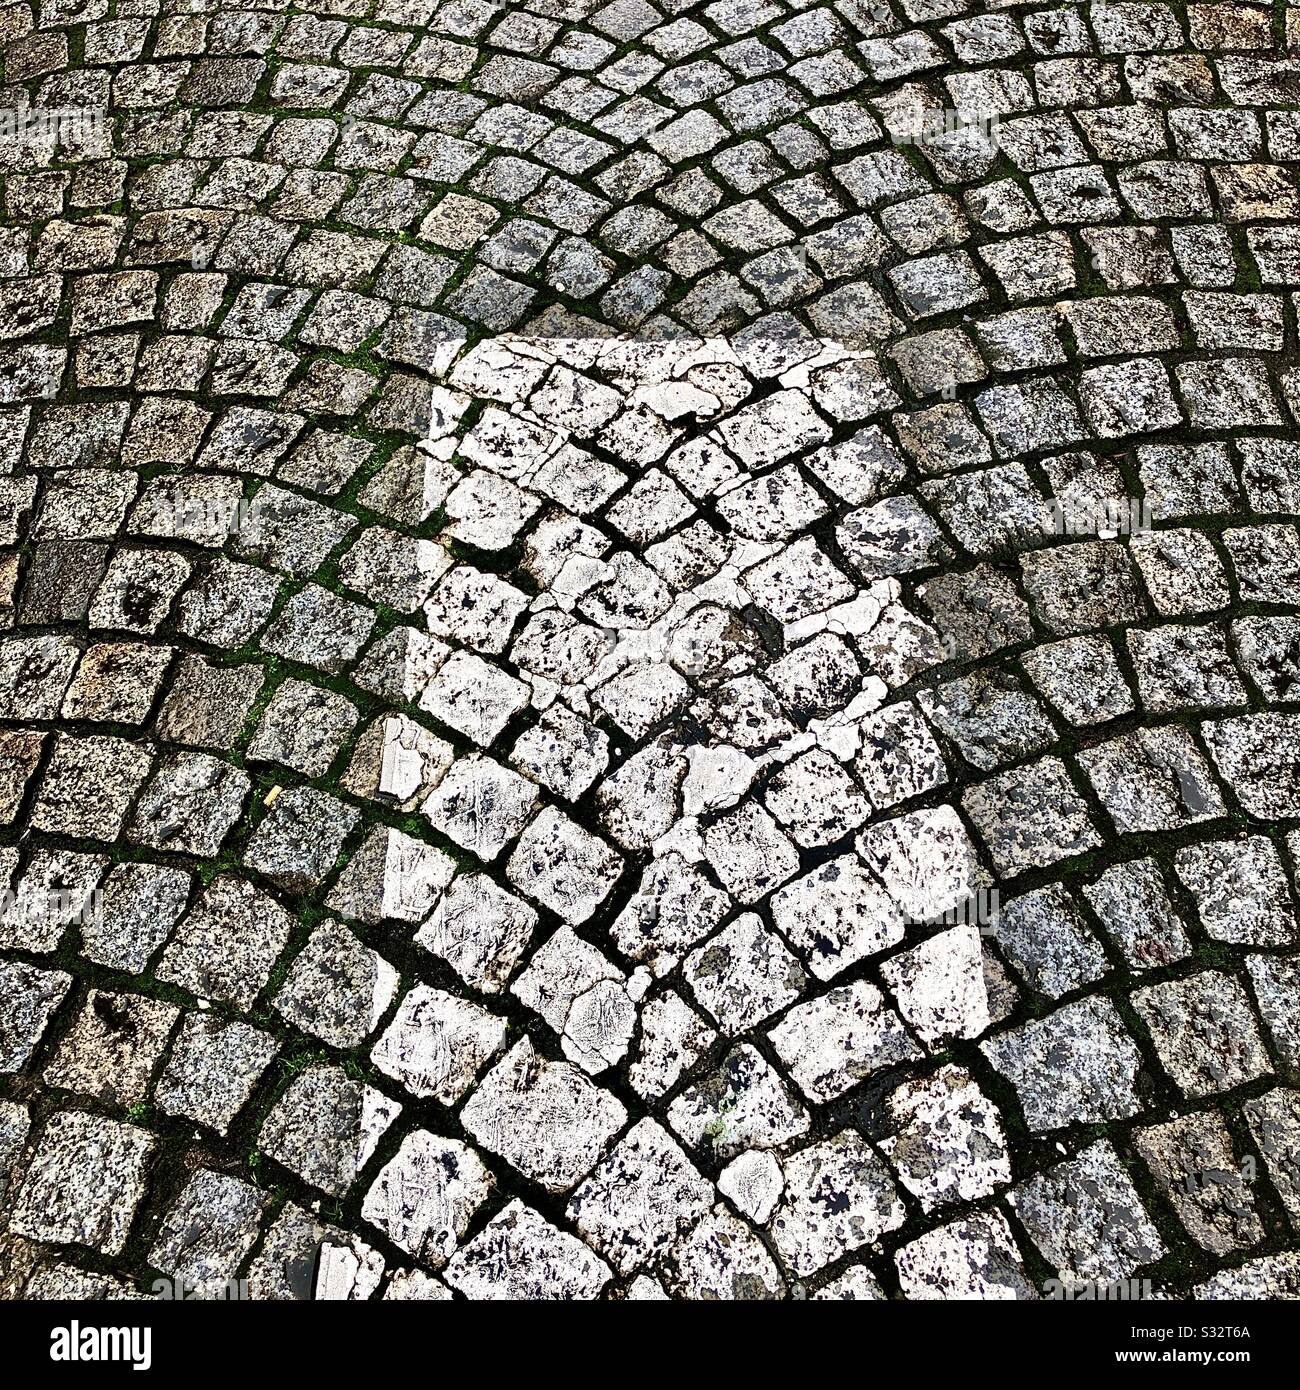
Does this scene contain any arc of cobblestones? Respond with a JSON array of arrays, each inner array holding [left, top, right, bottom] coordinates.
[[0, 0, 1299, 1305]]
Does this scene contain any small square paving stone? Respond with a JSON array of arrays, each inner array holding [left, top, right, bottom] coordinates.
[[423, 755, 540, 861], [149, 1170, 268, 1298], [717, 1150, 785, 1228], [60, 642, 171, 723], [702, 802, 800, 903], [505, 805, 623, 924], [918, 669, 1056, 771], [1131, 972, 1272, 1099], [859, 805, 976, 925], [1082, 858, 1192, 971], [917, 563, 1032, 662], [244, 785, 359, 892], [836, 495, 951, 579], [43, 989, 178, 1107], [156, 874, 292, 1010], [18, 542, 109, 626], [1019, 541, 1146, 635], [768, 978, 919, 1102], [685, 913, 806, 1034], [589, 663, 693, 746], [1020, 633, 1134, 726], [371, 984, 506, 1105], [261, 584, 376, 674], [962, 756, 1101, 876], [1077, 725, 1226, 833], [362, 1131, 493, 1267], [154, 1013, 278, 1135], [511, 705, 609, 801], [247, 678, 359, 777], [1127, 622, 1248, 713], [1134, 1111, 1264, 1256], [1202, 713, 1300, 819], [598, 741, 687, 851], [610, 852, 730, 972], [276, 921, 398, 1050], [993, 883, 1109, 1000], [10, 1111, 155, 1255], [879, 1065, 1011, 1213], [770, 855, 905, 982], [460, 1038, 627, 1194], [420, 649, 531, 746], [127, 751, 250, 856], [567, 1118, 714, 1276], [880, 925, 991, 1046], [259, 1064, 400, 1199], [415, 872, 537, 993], [1224, 525, 1300, 607], [1174, 837, 1297, 947], [667, 1043, 809, 1163], [231, 485, 355, 576], [1008, 1140, 1164, 1287], [29, 734, 153, 842], [853, 701, 947, 809], [0, 958, 71, 1072], [89, 549, 192, 633], [894, 1212, 1036, 1301], [175, 558, 280, 647], [82, 862, 191, 973], [444, 1199, 612, 1301], [155, 657, 264, 750], [767, 633, 861, 718], [1233, 615, 1300, 702], [742, 536, 854, 625], [981, 996, 1145, 1131], [769, 1131, 905, 1278], [1139, 441, 1240, 519], [1129, 529, 1231, 616]]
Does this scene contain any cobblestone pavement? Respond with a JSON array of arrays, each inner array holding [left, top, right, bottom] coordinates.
[[1, 0, 1300, 1303]]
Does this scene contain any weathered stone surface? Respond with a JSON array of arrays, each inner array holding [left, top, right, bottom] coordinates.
[[445, 1200, 612, 1301], [568, 1119, 713, 1276], [370, 985, 506, 1105], [1009, 1141, 1164, 1287], [10, 1112, 155, 1256], [769, 1132, 905, 1278], [461, 1038, 626, 1194], [258, 1065, 399, 1199], [982, 998, 1144, 1131], [362, 1132, 493, 1268]]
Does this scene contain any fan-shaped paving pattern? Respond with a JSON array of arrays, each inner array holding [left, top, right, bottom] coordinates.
[[0, 0, 1299, 1303]]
